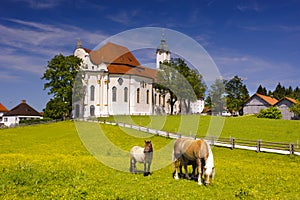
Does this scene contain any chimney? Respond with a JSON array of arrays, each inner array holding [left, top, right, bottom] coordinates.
[[21, 100, 26, 103]]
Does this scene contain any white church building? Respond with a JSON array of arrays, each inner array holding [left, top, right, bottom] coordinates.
[[73, 36, 204, 118]]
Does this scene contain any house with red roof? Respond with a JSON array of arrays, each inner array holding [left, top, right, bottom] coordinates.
[[243, 93, 278, 115], [243, 93, 299, 120], [275, 97, 299, 120], [1, 100, 42, 127], [0, 103, 9, 124]]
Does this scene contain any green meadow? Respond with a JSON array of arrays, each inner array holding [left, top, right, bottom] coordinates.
[[0, 116, 300, 199]]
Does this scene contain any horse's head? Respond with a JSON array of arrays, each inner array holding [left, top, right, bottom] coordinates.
[[204, 166, 215, 185], [144, 140, 153, 153]]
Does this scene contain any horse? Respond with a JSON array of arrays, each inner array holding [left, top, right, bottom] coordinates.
[[130, 141, 153, 176], [172, 138, 215, 185]]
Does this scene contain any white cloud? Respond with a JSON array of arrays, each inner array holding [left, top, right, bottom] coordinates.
[[210, 48, 300, 94], [12, 0, 64, 9], [0, 18, 108, 77]]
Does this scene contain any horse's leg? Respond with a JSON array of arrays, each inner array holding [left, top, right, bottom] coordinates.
[[143, 161, 148, 176], [191, 163, 196, 179], [183, 163, 190, 180], [173, 159, 180, 180], [130, 158, 136, 174], [196, 158, 202, 185], [147, 161, 151, 175]]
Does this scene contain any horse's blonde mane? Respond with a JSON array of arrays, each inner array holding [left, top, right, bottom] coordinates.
[[204, 140, 214, 169]]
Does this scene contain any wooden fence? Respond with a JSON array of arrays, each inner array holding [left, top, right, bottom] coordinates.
[[98, 120, 300, 156]]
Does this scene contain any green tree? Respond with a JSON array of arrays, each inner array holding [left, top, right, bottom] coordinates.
[[256, 85, 267, 95], [41, 54, 82, 119], [225, 75, 249, 113], [257, 106, 282, 119], [272, 82, 285, 100], [208, 78, 226, 115], [156, 58, 205, 114], [289, 103, 300, 117]]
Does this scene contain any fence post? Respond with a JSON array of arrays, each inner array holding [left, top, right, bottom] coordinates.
[[256, 140, 261, 153], [211, 136, 215, 146], [178, 133, 181, 138], [231, 138, 235, 150], [289, 143, 294, 155], [166, 132, 169, 138]]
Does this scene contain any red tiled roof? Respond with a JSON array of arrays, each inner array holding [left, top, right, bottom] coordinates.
[[275, 96, 298, 105], [3, 100, 42, 117], [83, 47, 92, 53], [0, 103, 8, 112], [255, 93, 278, 105], [89, 42, 157, 80]]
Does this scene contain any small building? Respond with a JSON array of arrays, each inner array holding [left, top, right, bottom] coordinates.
[[1, 100, 42, 127], [190, 99, 205, 114], [275, 97, 299, 120], [0, 103, 9, 125], [243, 93, 278, 115]]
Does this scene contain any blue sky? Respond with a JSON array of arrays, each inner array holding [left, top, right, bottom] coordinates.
[[1, 0, 300, 111]]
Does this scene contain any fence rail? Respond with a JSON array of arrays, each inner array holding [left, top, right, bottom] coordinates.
[[98, 120, 300, 156]]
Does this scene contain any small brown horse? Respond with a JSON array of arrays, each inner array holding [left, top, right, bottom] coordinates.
[[173, 138, 214, 185], [130, 141, 153, 176]]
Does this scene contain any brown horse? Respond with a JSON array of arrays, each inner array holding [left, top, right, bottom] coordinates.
[[130, 141, 153, 176], [172, 138, 215, 185]]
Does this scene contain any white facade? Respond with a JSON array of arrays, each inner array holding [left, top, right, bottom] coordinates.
[[73, 37, 204, 118], [73, 42, 155, 117], [2, 115, 43, 127]]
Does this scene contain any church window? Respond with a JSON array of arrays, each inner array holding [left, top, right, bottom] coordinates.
[[90, 85, 95, 101], [90, 105, 95, 116], [118, 78, 123, 85], [112, 86, 117, 102], [159, 94, 161, 105], [146, 90, 150, 104], [137, 88, 140, 103], [124, 87, 128, 102]]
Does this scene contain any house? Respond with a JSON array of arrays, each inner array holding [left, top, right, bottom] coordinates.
[[243, 93, 278, 115], [0, 103, 9, 125], [1, 100, 43, 127], [275, 97, 299, 120]]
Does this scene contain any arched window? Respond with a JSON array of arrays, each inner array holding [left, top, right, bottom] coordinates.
[[112, 86, 117, 102], [75, 104, 80, 118], [137, 88, 140, 103], [90, 85, 95, 101], [146, 90, 149, 104], [159, 94, 161, 105], [124, 87, 128, 102], [90, 105, 95, 116], [154, 94, 157, 105]]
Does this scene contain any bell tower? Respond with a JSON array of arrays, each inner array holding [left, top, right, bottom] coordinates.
[[156, 31, 170, 69]]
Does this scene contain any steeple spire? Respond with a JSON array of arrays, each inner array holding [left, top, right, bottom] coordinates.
[[157, 29, 170, 53], [77, 38, 82, 48]]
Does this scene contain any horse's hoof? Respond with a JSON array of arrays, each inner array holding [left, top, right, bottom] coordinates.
[[144, 172, 149, 176]]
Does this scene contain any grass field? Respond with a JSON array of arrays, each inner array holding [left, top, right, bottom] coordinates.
[[0, 117, 300, 199]]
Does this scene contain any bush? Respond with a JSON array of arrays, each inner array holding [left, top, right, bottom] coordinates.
[[19, 118, 53, 125], [257, 106, 282, 119]]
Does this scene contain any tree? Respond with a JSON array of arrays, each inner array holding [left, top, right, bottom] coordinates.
[[225, 75, 249, 113], [289, 103, 300, 117], [156, 58, 205, 114], [272, 82, 285, 100], [41, 54, 82, 119], [208, 78, 226, 115], [257, 106, 282, 119], [256, 85, 267, 95]]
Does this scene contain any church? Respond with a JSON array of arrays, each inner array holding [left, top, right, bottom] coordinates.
[[73, 36, 204, 118]]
